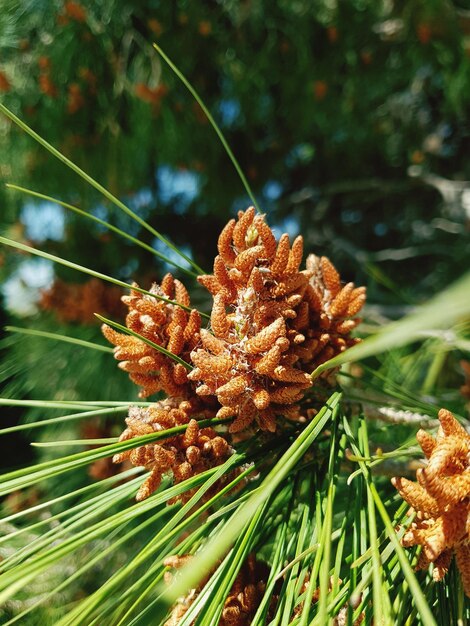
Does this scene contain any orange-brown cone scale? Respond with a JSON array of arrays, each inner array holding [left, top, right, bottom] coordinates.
[[392, 409, 470, 595]]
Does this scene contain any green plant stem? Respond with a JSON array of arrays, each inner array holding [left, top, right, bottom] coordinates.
[[152, 393, 340, 621], [153, 44, 260, 213], [0, 406, 127, 435], [5, 326, 113, 352]]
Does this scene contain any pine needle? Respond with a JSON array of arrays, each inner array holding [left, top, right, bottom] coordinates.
[[5, 326, 113, 353], [0, 235, 205, 315], [95, 314, 193, 370], [5, 184, 198, 278], [0, 103, 204, 274], [153, 44, 261, 214]]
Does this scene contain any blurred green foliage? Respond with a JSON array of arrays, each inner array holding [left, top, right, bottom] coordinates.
[[0, 0, 469, 437], [0, 0, 469, 299]]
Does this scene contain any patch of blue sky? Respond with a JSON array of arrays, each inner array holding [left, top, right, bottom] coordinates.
[[90, 204, 109, 233], [119, 257, 139, 280], [92, 204, 109, 220], [2, 258, 54, 317], [106, 188, 155, 238], [218, 98, 241, 128], [262, 180, 283, 202], [156, 165, 201, 215], [152, 237, 193, 273], [342, 209, 363, 225], [113, 214, 141, 238], [127, 187, 154, 214], [20, 200, 65, 242], [115, 188, 155, 235], [374, 223, 388, 236], [231, 195, 254, 216], [271, 215, 300, 241], [230, 195, 300, 240]]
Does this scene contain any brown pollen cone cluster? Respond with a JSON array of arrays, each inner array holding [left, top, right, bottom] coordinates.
[[113, 398, 231, 502], [164, 553, 269, 626], [102, 273, 201, 398], [164, 555, 364, 625], [41, 278, 125, 324], [292, 576, 364, 625], [189, 206, 365, 433], [392, 408, 470, 595], [104, 208, 365, 501], [190, 206, 313, 433], [299, 255, 366, 372]]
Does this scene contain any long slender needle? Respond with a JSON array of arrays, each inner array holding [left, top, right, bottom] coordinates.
[[0, 235, 209, 317], [154, 44, 261, 214], [0, 102, 204, 274], [5, 326, 113, 353], [6, 184, 198, 278]]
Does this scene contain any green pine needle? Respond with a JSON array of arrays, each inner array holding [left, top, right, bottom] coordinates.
[[0, 103, 205, 275]]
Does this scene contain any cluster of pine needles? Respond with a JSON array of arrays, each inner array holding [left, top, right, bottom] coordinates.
[[0, 45, 470, 626]]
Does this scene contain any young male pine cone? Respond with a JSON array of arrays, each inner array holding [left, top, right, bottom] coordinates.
[[190, 207, 365, 433], [164, 553, 269, 626], [298, 254, 365, 372], [392, 408, 470, 596], [102, 273, 201, 398], [105, 209, 365, 442], [113, 397, 231, 502], [189, 207, 313, 432]]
